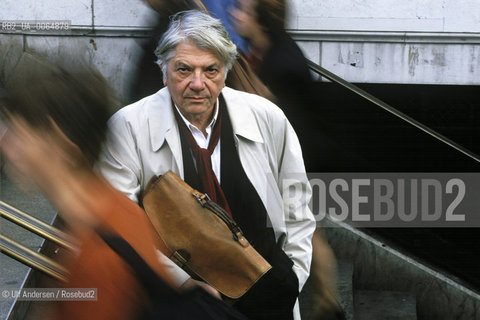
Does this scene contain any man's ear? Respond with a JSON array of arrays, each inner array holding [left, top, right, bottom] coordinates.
[[163, 73, 168, 86]]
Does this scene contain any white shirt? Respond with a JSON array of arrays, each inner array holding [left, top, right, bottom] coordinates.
[[174, 100, 221, 182]]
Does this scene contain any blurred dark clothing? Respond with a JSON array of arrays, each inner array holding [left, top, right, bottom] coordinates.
[[254, 31, 314, 123], [129, 0, 201, 103], [249, 31, 322, 172], [251, 31, 367, 172]]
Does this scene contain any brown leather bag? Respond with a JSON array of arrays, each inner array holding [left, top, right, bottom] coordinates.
[[141, 171, 272, 299]]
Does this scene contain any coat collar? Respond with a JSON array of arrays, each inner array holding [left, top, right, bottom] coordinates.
[[148, 87, 264, 152], [222, 87, 264, 144], [147, 88, 177, 152]]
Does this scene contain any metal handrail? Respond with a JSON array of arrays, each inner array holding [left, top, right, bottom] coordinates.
[[0, 234, 68, 282], [307, 59, 480, 164], [0, 201, 77, 251], [0, 201, 77, 282]]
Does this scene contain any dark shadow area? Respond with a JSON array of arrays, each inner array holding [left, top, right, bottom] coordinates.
[[307, 82, 480, 172], [309, 81, 480, 291]]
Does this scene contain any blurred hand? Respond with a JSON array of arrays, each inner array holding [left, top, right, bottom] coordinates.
[[181, 278, 221, 299]]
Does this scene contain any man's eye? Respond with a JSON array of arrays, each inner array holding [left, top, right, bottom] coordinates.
[[206, 68, 218, 76]]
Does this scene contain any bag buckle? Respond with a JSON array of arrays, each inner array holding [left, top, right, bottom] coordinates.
[[192, 191, 210, 207], [171, 249, 190, 268]]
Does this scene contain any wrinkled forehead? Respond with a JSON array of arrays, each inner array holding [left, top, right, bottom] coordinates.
[[170, 41, 225, 67]]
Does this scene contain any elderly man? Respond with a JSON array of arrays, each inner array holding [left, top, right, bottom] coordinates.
[[98, 10, 315, 320]]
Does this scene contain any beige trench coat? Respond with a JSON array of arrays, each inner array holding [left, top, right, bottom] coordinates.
[[97, 86, 316, 318]]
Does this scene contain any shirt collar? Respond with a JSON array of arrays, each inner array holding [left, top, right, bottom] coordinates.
[[174, 98, 219, 134]]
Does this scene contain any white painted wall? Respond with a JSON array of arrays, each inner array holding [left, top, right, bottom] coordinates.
[[1, 0, 480, 98], [288, 0, 480, 33], [0, 0, 159, 103], [288, 0, 480, 85], [3, 0, 478, 32], [0, 0, 156, 27]]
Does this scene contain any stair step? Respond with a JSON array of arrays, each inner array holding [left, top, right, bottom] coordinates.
[[337, 261, 354, 320], [0, 174, 57, 320], [354, 290, 417, 320]]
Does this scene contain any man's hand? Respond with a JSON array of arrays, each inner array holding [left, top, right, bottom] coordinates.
[[181, 278, 221, 299]]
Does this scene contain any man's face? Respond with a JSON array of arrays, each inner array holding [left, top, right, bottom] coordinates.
[[164, 42, 226, 122]]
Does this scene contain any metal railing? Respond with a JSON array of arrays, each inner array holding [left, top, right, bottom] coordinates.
[[306, 59, 480, 164], [1, 57, 478, 284], [0, 201, 76, 282]]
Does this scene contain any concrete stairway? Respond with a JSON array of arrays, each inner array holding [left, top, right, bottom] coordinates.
[[2, 169, 478, 320], [354, 290, 417, 320], [299, 260, 417, 320], [0, 173, 57, 320], [337, 261, 354, 319], [319, 217, 480, 320]]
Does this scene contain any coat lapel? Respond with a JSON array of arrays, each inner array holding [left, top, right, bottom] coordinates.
[[147, 88, 184, 178], [223, 88, 264, 144], [221, 88, 284, 232]]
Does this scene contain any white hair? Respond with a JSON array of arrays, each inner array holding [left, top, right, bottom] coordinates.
[[154, 10, 238, 81]]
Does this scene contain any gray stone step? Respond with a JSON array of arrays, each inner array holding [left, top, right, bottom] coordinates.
[[337, 261, 354, 320], [323, 217, 480, 320], [0, 173, 56, 320], [354, 290, 417, 320]]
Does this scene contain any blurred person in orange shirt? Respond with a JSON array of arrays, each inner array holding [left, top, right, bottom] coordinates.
[[0, 57, 170, 319], [0, 57, 241, 320]]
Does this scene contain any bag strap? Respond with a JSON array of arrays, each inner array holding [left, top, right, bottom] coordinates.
[[96, 229, 178, 300], [192, 191, 250, 248], [96, 229, 249, 320], [143, 172, 250, 248]]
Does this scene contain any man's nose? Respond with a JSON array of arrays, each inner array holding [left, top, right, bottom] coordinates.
[[189, 72, 205, 91]]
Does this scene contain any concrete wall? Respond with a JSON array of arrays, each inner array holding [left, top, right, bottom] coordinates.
[[1, 0, 480, 102], [0, 0, 158, 103], [0, 0, 157, 28], [288, 0, 480, 85], [288, 0, 480, 33]]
